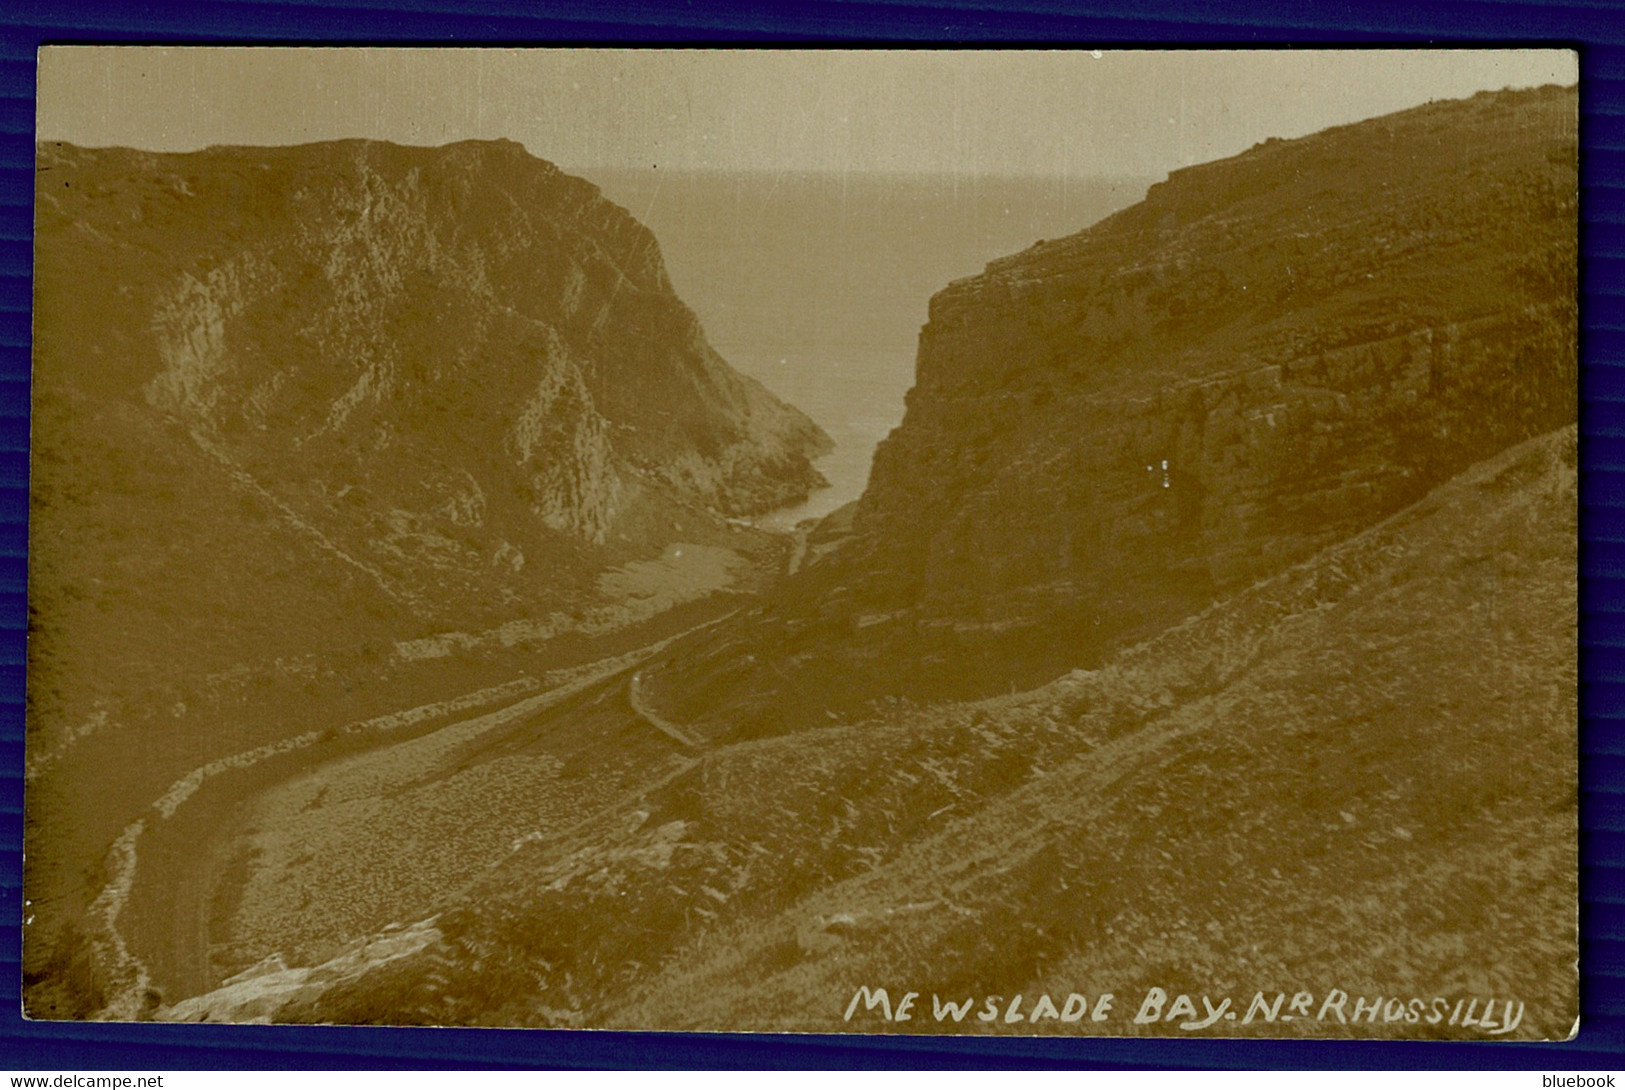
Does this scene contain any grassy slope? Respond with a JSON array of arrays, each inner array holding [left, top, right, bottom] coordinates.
[[608, 426, 1576, 1038], [292, 425, 1574, 1037]]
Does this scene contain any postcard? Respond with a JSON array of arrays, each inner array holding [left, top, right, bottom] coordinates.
[[24, 46, 1579, 1037]]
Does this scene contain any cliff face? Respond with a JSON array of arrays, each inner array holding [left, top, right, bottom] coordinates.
[[646, 84, 1577, 737], [31, 138, 827, 652], [854, 86, 1574, 647]]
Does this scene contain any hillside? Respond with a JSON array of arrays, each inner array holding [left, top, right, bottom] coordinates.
[[31, 138, 829, 660], [24, 138, 827, 1014], [204, 425, 1575, 1038], [609, 427, 1577, 1038]]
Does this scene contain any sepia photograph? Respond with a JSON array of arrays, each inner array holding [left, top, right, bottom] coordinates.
[[23, 47, 1579, 1038]]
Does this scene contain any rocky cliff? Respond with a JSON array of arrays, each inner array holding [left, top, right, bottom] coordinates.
[[857, 84, 1575, 628], [649, 84, 1578, 736]]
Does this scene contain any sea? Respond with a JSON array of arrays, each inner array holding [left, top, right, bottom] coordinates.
[[583, 169, 1152, 528]]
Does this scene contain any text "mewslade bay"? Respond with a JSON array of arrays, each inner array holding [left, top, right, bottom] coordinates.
[[843, 987, 1526, 1035]]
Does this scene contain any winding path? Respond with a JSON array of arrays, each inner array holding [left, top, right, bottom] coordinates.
[[628, 671, 700, 749]]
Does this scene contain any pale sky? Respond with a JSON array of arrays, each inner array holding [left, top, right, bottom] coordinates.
[[36, 47, 1577, 179]]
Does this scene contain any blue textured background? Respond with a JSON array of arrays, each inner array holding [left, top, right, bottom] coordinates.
[[0, 1, 1614, 1070]]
